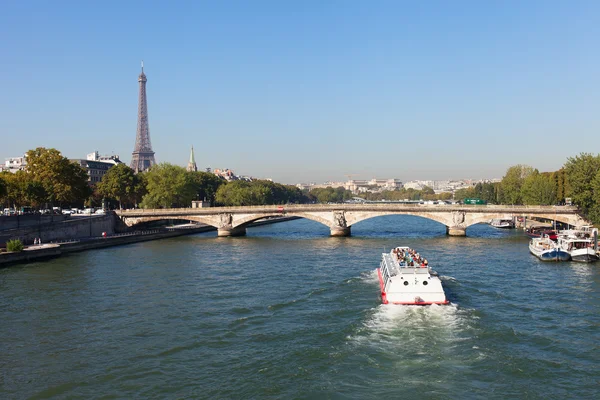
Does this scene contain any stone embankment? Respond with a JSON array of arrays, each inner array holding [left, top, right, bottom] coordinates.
[[0, 216, 299, 267]]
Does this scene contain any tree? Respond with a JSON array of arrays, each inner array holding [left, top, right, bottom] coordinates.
[[499, 164, 534, 205], [189, 171, 225, 206], [97, 163, 138, 209], [453, 187, 476, 201], [140, 163, 195, 208], [307, 187, 353, 204], [564, 153, 600, 219], [551, 168, 569, 203], [521, 170, 556, 205], [25, 147, 91, 206], [590, 170, 600, 224], [0, 175, 6, 200]]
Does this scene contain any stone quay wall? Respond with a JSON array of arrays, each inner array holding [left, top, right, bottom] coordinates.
[[0, 215, 116, 246]]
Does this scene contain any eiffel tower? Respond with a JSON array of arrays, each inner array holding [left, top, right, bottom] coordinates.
[[130, 61, 156, 173]]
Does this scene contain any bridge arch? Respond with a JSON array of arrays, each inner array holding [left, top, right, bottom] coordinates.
[[232, 212, 331, 229], [122, 215, 222, 228], [345, 211, 451, 229]]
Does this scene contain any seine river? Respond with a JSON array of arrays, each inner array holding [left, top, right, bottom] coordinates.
[[1, 216, 598, 399]]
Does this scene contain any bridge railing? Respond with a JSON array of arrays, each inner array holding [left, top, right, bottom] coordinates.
[[116, 204, 580, 215]]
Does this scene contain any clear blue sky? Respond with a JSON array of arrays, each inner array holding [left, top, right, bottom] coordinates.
[[1, 1, 598, 184]]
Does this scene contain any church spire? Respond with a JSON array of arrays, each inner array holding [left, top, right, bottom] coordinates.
[[187, 146, 198, 172]]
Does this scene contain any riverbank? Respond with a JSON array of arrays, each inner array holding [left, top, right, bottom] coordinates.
[[0, 217, 299, 267]]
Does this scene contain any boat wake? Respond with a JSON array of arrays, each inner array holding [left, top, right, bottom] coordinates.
[[361, 269, 380, 285], [354, 303, 462, 342], [342, 302, 485, 390]]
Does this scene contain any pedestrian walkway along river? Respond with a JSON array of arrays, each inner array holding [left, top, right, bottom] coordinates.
[[1, 216, 598, 398]]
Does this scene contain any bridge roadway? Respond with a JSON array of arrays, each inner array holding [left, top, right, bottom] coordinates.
[[116, 204, 587, 237]]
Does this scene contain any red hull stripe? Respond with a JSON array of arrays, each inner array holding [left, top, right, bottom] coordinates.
[[389, 301, 450, 305], [377, 268, 388, 304]]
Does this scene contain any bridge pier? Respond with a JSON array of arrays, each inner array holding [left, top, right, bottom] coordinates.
[[217, 227, 247, 237], [446, 226, 466, 236], [330, 226, 351, 237]]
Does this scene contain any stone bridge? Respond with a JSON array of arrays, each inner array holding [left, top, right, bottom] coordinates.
[[115, 204, 588, 237]]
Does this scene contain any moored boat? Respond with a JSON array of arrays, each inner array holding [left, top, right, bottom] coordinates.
[[557, 229, 599, 263], [490, 218, 515, 229], [377, 247, 449, 305], [529, 236, 571, 261], [525, 226, 558, 241]]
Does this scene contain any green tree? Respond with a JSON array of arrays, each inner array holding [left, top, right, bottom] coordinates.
[[453, 187, 476, 201], [25, 147, 91, 206], [521, 170, 556, 205], [214, 180, 305, 206], [564, 153, 600, 218], [189, 171, 226, 205], [140, 163, 195, 208], [590, 170, 600, 224], [97, 163, 138, 209], [0, 175, 6, 200], [307, 187, 353, 204], [499, 164, 534, 205], [551, 168, 569, 203]]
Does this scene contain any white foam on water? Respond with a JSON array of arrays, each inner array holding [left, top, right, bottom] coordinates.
[[360, 269, 380, 285], [349, 302, 466, 351], [346, 303, 482, 380]]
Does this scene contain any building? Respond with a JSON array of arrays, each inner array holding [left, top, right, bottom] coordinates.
[[2, 156, 27, 173], [344, 178, 403, 194], [71, 152, 123, 184], [187, 146, 198, 172]]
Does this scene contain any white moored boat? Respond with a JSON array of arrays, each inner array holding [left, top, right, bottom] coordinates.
[[377, 247, 449, 305], [529, 236, 571, 261], [557, 228, 599, 263], [490, 218, 515, 229]]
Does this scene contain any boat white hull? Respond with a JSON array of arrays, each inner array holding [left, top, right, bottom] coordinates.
[[491, 223, 514, 229], [529, 242, 571, 261], [570, 248, 599, 263], [378, 249, 449, 305]]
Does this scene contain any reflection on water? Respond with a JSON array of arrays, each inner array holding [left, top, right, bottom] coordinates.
[[1, 215, 598, 399]]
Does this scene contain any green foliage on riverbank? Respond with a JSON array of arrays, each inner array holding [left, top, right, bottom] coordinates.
[[6, 239, 24, 252], [307, 187, 352, 203], [493, 153, 600, 224], [97, 163, 146, 209], [0, 148, 91, 209], [216, 180, 305, 206]]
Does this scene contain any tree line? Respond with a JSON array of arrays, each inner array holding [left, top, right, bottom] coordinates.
[[1, 148, 600, 224]]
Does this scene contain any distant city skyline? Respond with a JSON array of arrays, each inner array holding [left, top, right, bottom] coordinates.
[[1, 1, 598, 184]]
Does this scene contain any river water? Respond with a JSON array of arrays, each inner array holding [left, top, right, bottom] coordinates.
[[1, 216, 598, 399]]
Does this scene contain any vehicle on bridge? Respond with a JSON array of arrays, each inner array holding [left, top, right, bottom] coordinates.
[[378, 246, 449, 305]]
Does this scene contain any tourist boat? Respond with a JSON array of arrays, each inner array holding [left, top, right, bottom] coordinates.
[[529, 236, 571, 261], [525, 226, 558, 241], [490, 218, 515, 229], [377, 247, 449, 305], [556, 227, 598, 263]]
